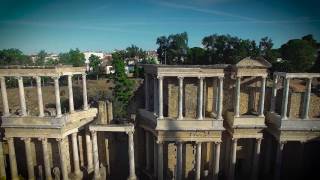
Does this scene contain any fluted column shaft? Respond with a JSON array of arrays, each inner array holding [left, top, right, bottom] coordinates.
[[251, 139, 262, 180], [259, 77, 266, 117], [145, 132, 150, 170], [23, 138, 35, 180], [274, 142, 285, 180], [153, 76, 158, 115], [228, 139, 238, 180], [85, 132, 93, 171], [0, 77, 9, 116], [157, 141, 164, 180], [82, 74, 88, 110], [176, 142, 183, 180], [0, 139, 6, 179], [68, 75, 74, 113], [8, 138, 18, 180], [71, 133, 81, 176], [281, 78, 290, 120], [196, 142, 202, 180], [178, 76, 184, 120], [35, 76, 44, 117], [92, 131, 101, 179], [53, 76, 62, 117], [197, 77, 204, 120], [127, 131, 137, 180], [41, 138, 52, 180], [153, 138, 158, 177], [158, 76, 164, 119], [213, 142, 221, 180], [217, 77, 224, 120], [144, 74, 149, 110], [17, 76, 27, 116], [58, 138, 69, 180], [270, 75, 278, 112], [234, 77, 241, 117], [303, 78, 312, 119]]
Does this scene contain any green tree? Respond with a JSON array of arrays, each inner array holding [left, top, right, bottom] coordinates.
[[111, 52, 134, 118], [186, 47, 206, 64], [89, 54, 101, 79], [156, 36, 169, 64], [280, 39, 316, 72], [35, 50, 47, 65], [0, 48, 32, 65], [125, 44, 146, 64], [59, 49, 85, 67]]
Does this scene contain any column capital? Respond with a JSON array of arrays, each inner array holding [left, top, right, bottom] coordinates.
[[232, 138, 238, 143], [20, 137, 31, 142], [157, 75, 164, 80], [175, 141, 183, 145], [197, 76, 205, 80], [90, 130, 97, 134], [81, 73, 86, 77], [214, 141, 222, 145], [156, 140, 163, 144], [68, 74, 74, 78], [125, 129, 134, 135], [256, 138, 263, 143], [0, 76, 5, 80], [218, 76, 224, 80], [195, 141, 202, 145], [38, 137, 48, 142], [56, 138, 64, 142], [52, 76, 60, 80], [177, 76, 184, 80], [15, 76, 23, 80]]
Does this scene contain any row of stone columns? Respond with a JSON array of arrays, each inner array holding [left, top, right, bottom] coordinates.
[[0, 74, 88, 117], [5, 131, 93, 180], [144, 75, 224, 120], [234, 77, 266, 117], [271, 76, 313, 120]]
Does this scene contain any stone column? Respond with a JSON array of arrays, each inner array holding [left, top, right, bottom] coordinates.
[[67, 75, 75, 113], [71, 133, 81, 177], [17, 76, 27, 116], [197, 77, 204, 120], [78, 135, 84, 167], [217, 77, 224, 120], [8, 137, 18, 180], [251, 138, 262, 180], [281, 78, 290, 120], [157, 141, 164, 180], [145, 131, 150, 170], [0, 77, 9, 116], [234, 77, 241, 117], [228, 138, 238, 180], [0, 139, 6, 179], [270, 75, 278, 112], [153, 76, 158, 115], [274, 141, 286, 180], [91, 131, 101, 179], [303, 78, 312, 119], [53, 76, 62, 117], [158, 76, 164, 119], [178, 76, 184, 120], [259, 77, 266, 117], [263, 136, 271, 175], [195, 142, 202, 180], [23, 138, 35, 180], [127, 131, 137, 180], [144, 74, 149, 110], [57, 138, 69, 180], [213, 142, 221, 180], [82, 73, 88, 110], [153, 137, 158, 177], [40, 138, 52, 180], [176, 142, 183, 180], [85, 132, 93, 171], [35, 76, 44, 117]]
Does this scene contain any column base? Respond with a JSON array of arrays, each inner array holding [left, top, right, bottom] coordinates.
[[70, 171, 83, 180], [127, 175, 137, 180]]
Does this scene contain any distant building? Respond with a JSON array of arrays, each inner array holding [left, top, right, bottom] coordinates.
[[83, 51, 105, 71]]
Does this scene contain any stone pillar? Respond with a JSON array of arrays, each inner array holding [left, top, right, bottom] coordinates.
[[144, 74, 149, 110], [228, 138, 238, 180], [53, 76, 62, 117], [91, 131, 101, 179], [217, 77, 224, 120], [251, 138, 262, 180], [71, 133, 81, 177], [153, 76, 158, 115], [106, 100, 113, 123], [303, 78, 312, 119], [213, 142, 221, 180], [82, 73, 88, 110], [0, 77, 10, 116], [274, 141, 286, 180], [158, 76, 164, 119], [0, 139, 6, 179], [263, 136, 271, 175], [176, 142, 183, 180], [157, 141, 164, 180], [197, 77, 204, 120], [270, 75, 278, 112], [259, 77, 266, 117], [78, 135, 84, 167], [234, 77, 241, 117], [8, 137, 18, 180], [23, 138, 35, 180], [178, 76, 184, 120], [145, 131, 150, 170], [195, 142, 202, 180], [17, 76, 27, 116], [35, 76, 44, 117], [57, 138, 69, 180], [67, 75, 74, 113], [153, 137, 158, 177], [127, 131, 137, 180], [281, 78, 290, 120], [40, 138, 52, 180], [85, 132, 93, 171]]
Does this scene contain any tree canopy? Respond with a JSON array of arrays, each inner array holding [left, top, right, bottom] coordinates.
[[59, 48, 85, 67], [0, 48, 32, 66]]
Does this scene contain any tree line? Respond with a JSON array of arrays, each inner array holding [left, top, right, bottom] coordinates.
[[156, 33, 320, 73]]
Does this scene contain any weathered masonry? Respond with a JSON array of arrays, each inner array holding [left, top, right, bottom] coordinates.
[[0, 66, 97, 180]]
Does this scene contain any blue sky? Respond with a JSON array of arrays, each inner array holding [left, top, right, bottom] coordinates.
[[0, 0, 319, 54]]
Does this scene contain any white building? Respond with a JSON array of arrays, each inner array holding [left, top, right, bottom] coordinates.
[[83, 51, 105, 71]]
